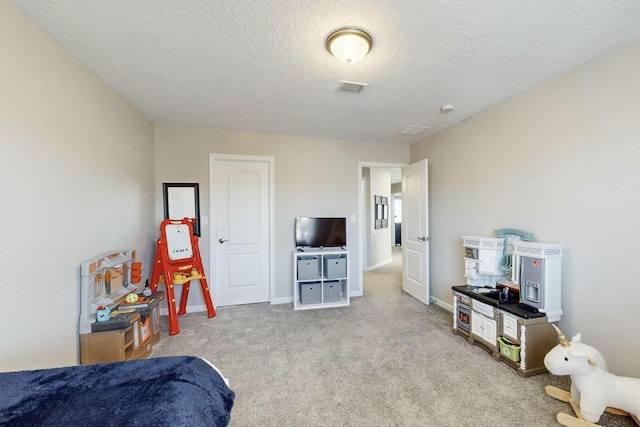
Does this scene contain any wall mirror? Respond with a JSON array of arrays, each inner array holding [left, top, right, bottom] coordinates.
[[163, 183, 201, 236], [374, 195, 388, 229]]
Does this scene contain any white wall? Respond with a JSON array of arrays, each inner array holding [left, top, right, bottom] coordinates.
[[154, 125, 410, 305], [0, 2, 155, 372], [411, 39, 640, 376]]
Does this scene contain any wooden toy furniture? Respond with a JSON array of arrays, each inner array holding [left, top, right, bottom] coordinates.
[[79, 250, 163, 364], [150, 218, 216, 335]]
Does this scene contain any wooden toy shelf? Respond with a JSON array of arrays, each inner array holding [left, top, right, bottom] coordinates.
[[79, 324, 150, 364]]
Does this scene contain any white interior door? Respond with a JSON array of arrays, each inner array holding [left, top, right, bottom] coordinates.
[[210, 154, 273, 306], [402, 159, 430, 305]]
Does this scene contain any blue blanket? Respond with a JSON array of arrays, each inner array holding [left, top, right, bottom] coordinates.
[[0, 356, 234, 427]]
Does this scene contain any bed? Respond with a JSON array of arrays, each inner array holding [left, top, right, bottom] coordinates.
[[0, 356, 235, 427]]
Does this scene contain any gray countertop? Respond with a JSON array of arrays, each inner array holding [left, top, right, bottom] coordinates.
[[452, 285, 545, 319]]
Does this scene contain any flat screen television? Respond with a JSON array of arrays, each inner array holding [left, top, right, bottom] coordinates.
[[295, 217, 346, 248]]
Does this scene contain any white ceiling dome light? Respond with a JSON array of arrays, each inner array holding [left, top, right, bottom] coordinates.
[[326, 27, 373, 64]]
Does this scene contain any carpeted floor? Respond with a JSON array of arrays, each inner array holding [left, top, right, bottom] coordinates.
[[151, 248, 634, 426]]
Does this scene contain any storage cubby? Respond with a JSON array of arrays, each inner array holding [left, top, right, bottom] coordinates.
[[293, 250, 349, 310], [494, 311, 559, 377], [80, 320, 155, 365], [80, 324, 136, 365]]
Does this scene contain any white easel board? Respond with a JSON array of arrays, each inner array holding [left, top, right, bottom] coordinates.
[[165, 223, 194, 260]]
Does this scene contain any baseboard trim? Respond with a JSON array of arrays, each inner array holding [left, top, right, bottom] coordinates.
[[271, 296, 293, 305], [430, 296, 453, 312], [159, 304, 208, 316], [364, 258, 392, 271]]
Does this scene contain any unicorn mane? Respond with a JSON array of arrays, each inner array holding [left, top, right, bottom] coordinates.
[[572, 336, 608, 371]]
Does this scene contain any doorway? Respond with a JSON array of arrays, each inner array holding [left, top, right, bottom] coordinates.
[[392, 193, 402, 246], [357, 162, 405, 296]]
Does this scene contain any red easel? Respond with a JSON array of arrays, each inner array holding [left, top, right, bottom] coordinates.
[[150, 218, 215, 335]]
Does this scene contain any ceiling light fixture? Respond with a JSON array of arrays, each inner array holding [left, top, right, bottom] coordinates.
[[326, 27, 373, 64]]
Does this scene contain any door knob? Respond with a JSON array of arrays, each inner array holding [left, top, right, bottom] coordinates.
[[218, 239, 229, 244], [417, 236, 430, 242]]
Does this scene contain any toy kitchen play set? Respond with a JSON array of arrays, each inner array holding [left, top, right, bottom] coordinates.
[[451, 229, 564, 377]]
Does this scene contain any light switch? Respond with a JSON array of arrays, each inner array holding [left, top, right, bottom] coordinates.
[[350, 214, 356, 223]]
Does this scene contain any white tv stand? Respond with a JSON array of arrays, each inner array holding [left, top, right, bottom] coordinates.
[[293, 249, 350, 310]]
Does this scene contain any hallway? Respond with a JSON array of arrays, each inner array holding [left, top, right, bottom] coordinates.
[[362, 246, 402, 297]]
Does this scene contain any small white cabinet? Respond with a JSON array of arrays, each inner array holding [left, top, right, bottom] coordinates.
[[293, 250, 350, 310], [471, 311, 497, 347], [471, 299, 498, 350], [478, 250, 499, 274], [462, 236, 505, 286]]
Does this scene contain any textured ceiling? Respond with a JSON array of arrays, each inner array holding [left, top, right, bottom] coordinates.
[[12, 0, 640, 145]]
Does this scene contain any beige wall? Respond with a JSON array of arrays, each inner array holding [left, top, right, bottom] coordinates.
[[411, 40, 640, 376], [0, 2, 155, 371], [154, 125, 410, 305]]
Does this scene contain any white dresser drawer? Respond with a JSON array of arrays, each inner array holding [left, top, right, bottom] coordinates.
[[472, 299, 494, 318], [464, 259, 480, 279], [501, 312, 518, 341]]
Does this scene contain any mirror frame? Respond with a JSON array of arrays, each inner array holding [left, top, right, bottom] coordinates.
[[162, 183, 201, 236]]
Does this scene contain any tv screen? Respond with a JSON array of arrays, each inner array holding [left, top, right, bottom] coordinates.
[[295, 217, 346, 248]]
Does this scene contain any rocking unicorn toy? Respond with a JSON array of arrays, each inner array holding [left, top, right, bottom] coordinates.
[[544, 324, 640, 426]]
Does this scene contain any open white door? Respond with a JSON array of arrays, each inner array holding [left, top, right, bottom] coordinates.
[[210, 154, 273, 306], [402, 159, 430, 305]]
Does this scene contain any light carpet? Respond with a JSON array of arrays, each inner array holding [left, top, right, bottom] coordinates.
[[151, 249, 633, 427]]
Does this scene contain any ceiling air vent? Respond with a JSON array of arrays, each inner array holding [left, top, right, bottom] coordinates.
[[336, 80, 368, 93], [396, 125, 430, 136]]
